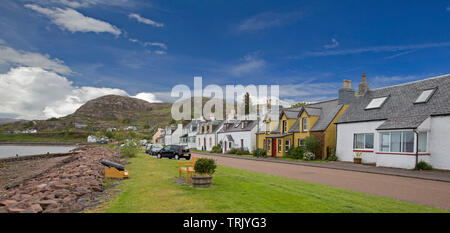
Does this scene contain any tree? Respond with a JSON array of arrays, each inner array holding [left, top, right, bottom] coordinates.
[[290, 102, 307, 108], [243, 92, 251, 116]]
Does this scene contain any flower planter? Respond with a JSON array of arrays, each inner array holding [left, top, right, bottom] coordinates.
[[191, 176, 213, 188], [354, 158, 362, 164]]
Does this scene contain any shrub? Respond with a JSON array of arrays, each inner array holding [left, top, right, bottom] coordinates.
[[211, 145, 222, 154], [120, 140, 139, 158], [286, 146, 305, 160], [327, 148, 338, 161], [227, 148, 238, 154], [415, 161, 433, 171], [236, 149, 250, 155], [194, 158, 217, 176], [303, 151, 315, 161], [304, 136, 319, 154], [253, 148, 267, 158]]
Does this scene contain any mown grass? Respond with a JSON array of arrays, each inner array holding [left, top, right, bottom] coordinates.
[[97, 152, 447, 213]]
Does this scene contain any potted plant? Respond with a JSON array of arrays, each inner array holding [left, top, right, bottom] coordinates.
[[192, 158, 217, 188], [354, 152, 362, 164]]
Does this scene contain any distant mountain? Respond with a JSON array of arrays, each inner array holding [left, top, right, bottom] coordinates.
[[0, 95, 235, 133], [0, 118, 26, 125]]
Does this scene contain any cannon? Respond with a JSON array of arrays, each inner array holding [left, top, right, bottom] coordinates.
[[101, 160, 129, 179]]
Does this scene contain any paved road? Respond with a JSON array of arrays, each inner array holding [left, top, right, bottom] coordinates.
[[193, 153, 450, 210]]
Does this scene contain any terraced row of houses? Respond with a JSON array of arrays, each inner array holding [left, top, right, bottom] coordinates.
[[154, 74, 450, 170]]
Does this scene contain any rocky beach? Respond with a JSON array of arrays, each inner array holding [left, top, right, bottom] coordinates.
[[0, 146, 124, 213]]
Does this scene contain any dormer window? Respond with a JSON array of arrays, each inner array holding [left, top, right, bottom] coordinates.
[[365, 97, 388, 110], [415, 89, 436, 104]]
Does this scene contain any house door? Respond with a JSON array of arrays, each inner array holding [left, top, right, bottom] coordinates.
[[272, 139, 277, 157]]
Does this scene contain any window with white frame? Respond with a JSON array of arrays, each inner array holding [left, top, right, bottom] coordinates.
[[366, 97, 388, 109], [415, 89, 435, 104], [379, 131, 415, 153], [266, 122, 270, 132], [278, 139, 282, 153], [353, 133, 374, 150], [282, 121, 287, 133], [267, 139, 271, 152], [302, 118, 307, 132], [285, 139, 290, 152], [263, 139, 266, 150], [298, 139, 304, 147]]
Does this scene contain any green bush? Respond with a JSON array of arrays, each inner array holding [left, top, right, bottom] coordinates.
[[194, 158, 217, 176], [304, 136, 319, 153], [211, 145, 222, 154], [286, 146, 305, 160], [236, 149, 250, 155], [227, 148, 238, 154], [120, 140, 139, 158], [327, 148, 338, 161], [415, 161, 433, 170], [253, 148, 267, 158]]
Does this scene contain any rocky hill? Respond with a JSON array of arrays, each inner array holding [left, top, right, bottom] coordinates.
[[0, 95, 232, 134]]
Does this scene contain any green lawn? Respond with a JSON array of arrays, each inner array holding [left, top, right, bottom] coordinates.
[[97, 152, 446, 213]]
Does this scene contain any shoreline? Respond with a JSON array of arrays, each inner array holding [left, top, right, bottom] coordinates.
[[0, 142, 89, 146]]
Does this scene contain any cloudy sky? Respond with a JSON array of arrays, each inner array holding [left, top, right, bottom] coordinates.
[[0, 0, 449, 120]]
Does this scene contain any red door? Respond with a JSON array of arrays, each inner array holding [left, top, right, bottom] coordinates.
[[272, 139, 277, 157]]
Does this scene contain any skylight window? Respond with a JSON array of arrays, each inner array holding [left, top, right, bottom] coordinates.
[[415, 89, 435, 103], [365, 97, 388, 109]]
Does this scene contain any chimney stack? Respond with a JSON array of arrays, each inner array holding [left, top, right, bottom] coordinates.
[[358, 73, 369, 96], [338, 79, 355, 105]]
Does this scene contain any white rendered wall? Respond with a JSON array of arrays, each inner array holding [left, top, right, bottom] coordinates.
[[336, 121, 383, 163], [429, 116, 450, 170]]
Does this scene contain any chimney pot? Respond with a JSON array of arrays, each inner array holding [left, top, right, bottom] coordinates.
[[343, 80, 348, 88], [348, 80, 352, 88], [362, 73, 367, 83]]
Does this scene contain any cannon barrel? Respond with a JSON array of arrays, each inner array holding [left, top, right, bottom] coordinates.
[[101, 160, 125, 171]]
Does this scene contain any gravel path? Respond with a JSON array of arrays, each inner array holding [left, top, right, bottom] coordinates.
[[193, 153, 450, 210]]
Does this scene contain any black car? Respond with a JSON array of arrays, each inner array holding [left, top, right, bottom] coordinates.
[[157, 145, 191, 160]]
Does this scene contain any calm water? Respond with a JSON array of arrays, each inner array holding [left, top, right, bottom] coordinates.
[[0, 145, 76, 159]]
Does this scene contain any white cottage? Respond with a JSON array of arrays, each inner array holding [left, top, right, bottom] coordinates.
[[336, 74, 450, 170], [218, 120, 258, 153], [196, 120, 224, 151]]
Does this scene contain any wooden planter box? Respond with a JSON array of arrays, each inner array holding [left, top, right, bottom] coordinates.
[[191, 176, 213, 188], [354, 158, 362, 164]]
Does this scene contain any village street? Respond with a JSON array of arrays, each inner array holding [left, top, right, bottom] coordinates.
[[193, 153, 450, 210]]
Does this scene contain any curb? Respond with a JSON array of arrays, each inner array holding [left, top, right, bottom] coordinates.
[[192, 152, 450, 183]]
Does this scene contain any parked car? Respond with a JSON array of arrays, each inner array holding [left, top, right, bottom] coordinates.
[[156, 145, 191, 160], [147, 144, 163, 155]]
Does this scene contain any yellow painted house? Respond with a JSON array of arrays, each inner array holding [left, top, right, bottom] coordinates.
[[257, 98, 349, 159]]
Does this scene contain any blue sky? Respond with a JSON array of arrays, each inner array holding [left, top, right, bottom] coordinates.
[[0, 0, 449, 119]]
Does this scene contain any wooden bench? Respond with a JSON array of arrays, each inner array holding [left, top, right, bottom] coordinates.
[[178, 157, 198, 184]]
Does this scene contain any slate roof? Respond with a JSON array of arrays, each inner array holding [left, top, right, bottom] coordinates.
[[226, 134, 234, 142], [218, 120, 257, 133], [287, 99, 344, 133], [198, 120, 224, 134], [336, 74, 450, 129], [283, 109, 301, 119], [266, 133, 292, 138]]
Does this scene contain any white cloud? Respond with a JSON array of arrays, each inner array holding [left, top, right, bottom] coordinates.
[[31, 0, 135, 8], [230, 54, 266, 76], [298, 41, 450, 58], [0, 44, 72, 75], [25, 4, 121, 36], [129, 38, 167, 49], [133, 92, 162, 103], [324, 38, 339, 49], [237, 11, 303, 32], [153, 50, 166, 55], [129, 13, 164, 27], [0, 67, 161, 120]]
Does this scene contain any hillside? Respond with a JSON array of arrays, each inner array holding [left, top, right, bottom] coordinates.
[[0, 95, 232, 135]]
